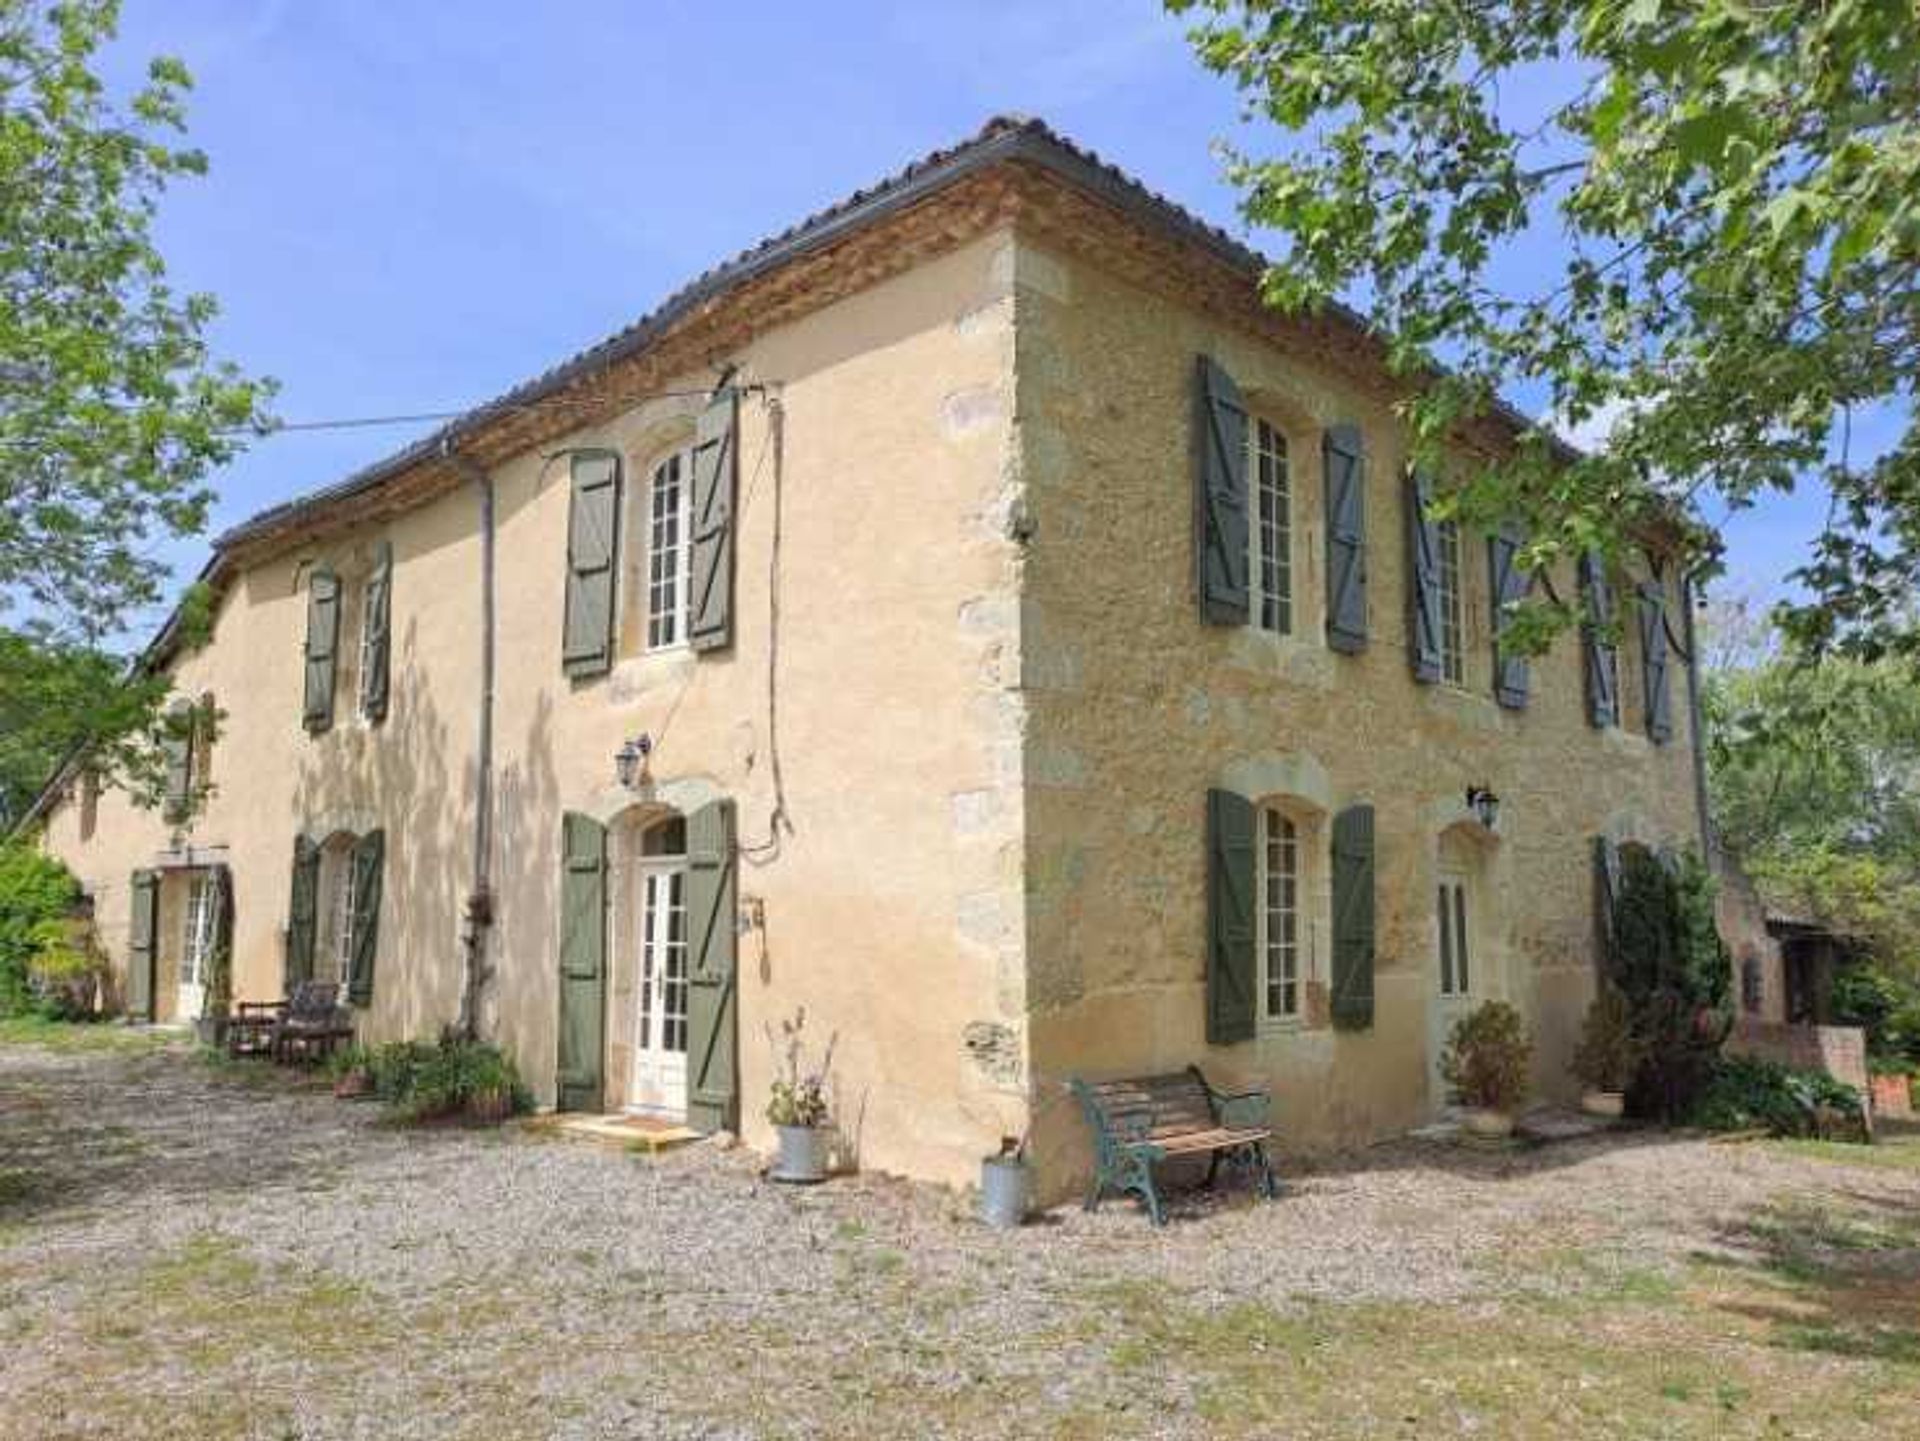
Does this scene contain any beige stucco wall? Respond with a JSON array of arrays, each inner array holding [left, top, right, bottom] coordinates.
[[1008, 239, 1706, 1192], [39, 231, 1030, 1189]]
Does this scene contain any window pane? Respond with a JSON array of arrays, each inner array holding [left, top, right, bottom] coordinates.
[[1453, 885, 1470, 994], [647, 453, 690, 648], [1436, 520, 1465, 685], [1249, 420, 1292, 635], [1438, 885, 1453, 995]]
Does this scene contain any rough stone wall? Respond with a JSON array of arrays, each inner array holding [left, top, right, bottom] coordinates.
[[1010, 237, 1706, 1193], [1728, 1019, 1869, 1094], [1714, 851, 1786, 1025]]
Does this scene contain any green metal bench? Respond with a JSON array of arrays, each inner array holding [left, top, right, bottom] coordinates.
[[1071, 1066, 1279, 1226]]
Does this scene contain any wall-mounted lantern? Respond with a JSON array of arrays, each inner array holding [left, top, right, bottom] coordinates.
[[615, 733, 654, 791], [1465, 785, 1501, 830]]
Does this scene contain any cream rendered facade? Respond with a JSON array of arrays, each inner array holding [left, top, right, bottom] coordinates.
[[33, 120, 1704, 1195]]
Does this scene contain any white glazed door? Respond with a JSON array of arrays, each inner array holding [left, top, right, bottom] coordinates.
[[1428, 872, 1474, 1111], [630, 868, 689, 1116], [177, 874, 216, 1022]]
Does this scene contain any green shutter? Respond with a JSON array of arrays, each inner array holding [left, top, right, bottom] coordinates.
[[1488, 526, 1530, 710], [362, 540, 392, 723], [1330, 804, 1376, 1029], [1580, 551, 1619, 728], [688, 388, 739, 652], [1205, 788, 1256, 1044], [126, 869, 158, 1020], [207, 864, 234, 1016], [557, 812, 608, 1111], [286, 835, 319, 987], [1405, 469, 1442, 683], [303, 567, 341, 733], [1324, 423, 1368, 653], [1638, 580, 1673, 743], [562, 452, 622, 678], [161, 699, 194, 824], [684, 798, 739, 1131], [346, 829, 384, 1007], [1194, 354, 1251, 626]]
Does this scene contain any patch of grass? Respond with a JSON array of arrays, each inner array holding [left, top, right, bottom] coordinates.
[[0, 1016, 176, 1055], [1769, 1136, 1920, 1173], [0, 1168, 41, 1208]]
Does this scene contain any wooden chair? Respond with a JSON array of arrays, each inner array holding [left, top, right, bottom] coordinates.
[[272, 980, 355, 1064], [1071, 1066, 1280, 1226]]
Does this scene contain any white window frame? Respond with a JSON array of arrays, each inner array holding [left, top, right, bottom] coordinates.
[[181, 873, 218, 989], [1256, 805, 1303, 1023], [1435, 517, 1466, 686], [355, 578, 380, 722], [328, 846, 360, 990], [645, 447, 695, 651], [1437, 872, 1472, 998], [1248, 417, 1292, 635]]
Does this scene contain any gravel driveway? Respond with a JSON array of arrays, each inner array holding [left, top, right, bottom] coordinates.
[[3, 1035, 1917, 1439]]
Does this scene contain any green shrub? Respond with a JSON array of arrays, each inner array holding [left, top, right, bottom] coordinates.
[[0, 841, 83, 1017], [1690, 1055, 1863, 1138], [25, 916, 109, 1019], [1440, 1000, 1531, 1113], [1607, 847, 1732, 1120], [354, 1037, 528, 1123]]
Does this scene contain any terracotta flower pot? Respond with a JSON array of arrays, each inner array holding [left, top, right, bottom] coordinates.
[[333, 1069, 373, 1100], [466, 1087, 512, 1124]]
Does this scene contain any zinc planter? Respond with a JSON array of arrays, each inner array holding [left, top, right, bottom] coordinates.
[[771, 1124, 830, 1184], [1580, 1090, 1626, 1119], [979, 1154, 1030, 1229]]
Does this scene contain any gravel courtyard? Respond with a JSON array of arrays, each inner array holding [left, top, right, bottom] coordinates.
[[3, 1030, 1918, 1440]]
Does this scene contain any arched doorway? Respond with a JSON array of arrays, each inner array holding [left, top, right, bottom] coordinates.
[[1428, 823, 1497, 1112]]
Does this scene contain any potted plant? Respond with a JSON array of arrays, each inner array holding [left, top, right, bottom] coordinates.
[[1441, 1000, 1531, 1139], [1571, 984, 1642, 1118], [329, 1044, 376, 1100], [765, 1008, 836, 1184]]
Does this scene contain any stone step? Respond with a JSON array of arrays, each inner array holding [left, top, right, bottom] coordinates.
[[525, 1113, 703, 1153]]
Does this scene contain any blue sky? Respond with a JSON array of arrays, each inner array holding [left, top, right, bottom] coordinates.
[[105, 0, 1828, 634]]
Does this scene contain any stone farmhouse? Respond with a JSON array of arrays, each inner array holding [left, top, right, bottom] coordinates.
[[28, 117, 1708, 1191]]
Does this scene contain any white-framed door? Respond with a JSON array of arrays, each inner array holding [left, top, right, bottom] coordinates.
[[1428, 869, 1475, 1110], [177, 871, 218, 1021], [629, 866, 689, 1117]]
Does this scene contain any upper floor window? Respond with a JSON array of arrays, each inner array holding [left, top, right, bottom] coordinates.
[[1435, 517, 1466, 686], [1249, 418, 1292, 635], [646, 448, 694, 650], [1258, 805, 1301, 1021]]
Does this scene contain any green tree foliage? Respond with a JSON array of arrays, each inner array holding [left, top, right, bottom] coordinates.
[[1703, 596, 1920, 974], [0, 836, 80, 1014], [1171, 0, 1920, 660], [1608, 846, 1731, 1120], [0, 2, 269, 821]]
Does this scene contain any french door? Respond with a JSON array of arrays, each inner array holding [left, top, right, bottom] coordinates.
[[178, 873, 218, 1022], [1428, 870, 1474, 1110], [629, 867, 689, 1116]]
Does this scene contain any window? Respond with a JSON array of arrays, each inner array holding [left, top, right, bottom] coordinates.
[[1249, 418, 1292, 634], [1437, 875, 1471, 996], [645, 449, 694, 649], [639, 869, 689, 1054], [1740, 952, 1764, 1015], [322, 840, 360, 990], [1258, 806, 1301, 1020], [1435, 518, 1466, 685], [181, 873, 218, 990]]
